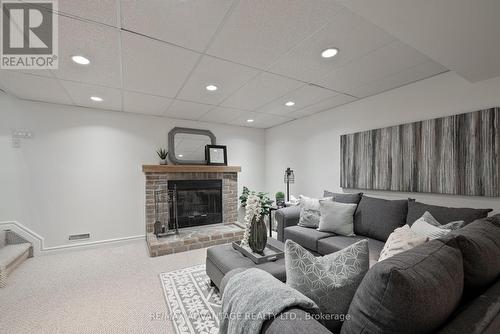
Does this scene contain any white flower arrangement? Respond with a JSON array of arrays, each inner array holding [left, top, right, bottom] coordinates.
[[241, 193, 262, 246]]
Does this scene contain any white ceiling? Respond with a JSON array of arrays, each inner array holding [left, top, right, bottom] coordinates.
[[338, 0, 500, 83], [0, 0, 455, 129]]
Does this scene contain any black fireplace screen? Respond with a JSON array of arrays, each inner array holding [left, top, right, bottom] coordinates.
[[167, 179, 222, 228]]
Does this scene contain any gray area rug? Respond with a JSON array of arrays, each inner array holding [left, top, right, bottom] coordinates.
[[160, 264, 221, 334]]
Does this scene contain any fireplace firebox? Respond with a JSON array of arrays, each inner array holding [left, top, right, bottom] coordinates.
[[168, 179, 223, 229]]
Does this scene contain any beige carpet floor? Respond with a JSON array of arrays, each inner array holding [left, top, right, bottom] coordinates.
[[0, 239, 207, 334]]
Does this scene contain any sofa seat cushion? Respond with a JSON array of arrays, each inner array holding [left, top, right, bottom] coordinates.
[[407, 200, 492, 225], [354, 196, 408, 242], [341, 240, 464, 334], [283, 226, 334, 252], [439, 216, 500, 295], [437, 279, 500, 334], [317, 236, 384, 267], [262, 308, 332, 334]]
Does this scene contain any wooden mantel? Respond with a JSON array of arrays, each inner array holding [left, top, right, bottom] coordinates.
[[142, 165, 241, 173]]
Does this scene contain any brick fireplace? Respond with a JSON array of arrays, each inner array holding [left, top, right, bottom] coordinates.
[[143, 165, 244, 257]]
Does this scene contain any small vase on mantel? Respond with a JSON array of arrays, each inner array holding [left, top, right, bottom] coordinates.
[[249, 216, 267, 255]]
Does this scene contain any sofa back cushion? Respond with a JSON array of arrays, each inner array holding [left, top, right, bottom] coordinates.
[[354, 196, 408, 242], [407, 200, 492, 225], [439, 216, 500, 295], [341, 240, 464, 334], [323, 191, 362, 204]]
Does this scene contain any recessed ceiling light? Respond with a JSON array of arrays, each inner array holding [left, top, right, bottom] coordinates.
[[321, 48, 338, 58], [247, 119, 254, 123], [90, 96, 103, 102], [71, 55, 90, 65], [206, 84, 218, 91], [285, 101, 295, 107]]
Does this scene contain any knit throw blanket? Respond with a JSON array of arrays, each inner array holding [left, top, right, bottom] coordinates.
[[219, 268, 319, 334]]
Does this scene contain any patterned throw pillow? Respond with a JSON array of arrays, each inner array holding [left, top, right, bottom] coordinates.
[[298, 195, 331, 228], [285, 239, 369, 332], [379, 225, 428, 261]]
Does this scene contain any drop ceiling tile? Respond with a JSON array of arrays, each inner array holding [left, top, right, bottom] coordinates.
[[122, 91, 172, 116], [199, 106, 245, 124], [53, 16, 121, 88], [120, 0, 234, 52], [121, 31, 200, 98], [348, 61, 448, 98], [290, 93, 358, 118], [338, 0, 500, 82], [257, 84, 337, 116], [177, 56, 259, 105], [33, 0, 119, 26], [270, 9, 394, 82], [60, 80, 122, 111], [221, 72, 303, 111], [315, 40, 433, 92], [164, 100, 213, 120], [207, 0, 343, 68], [0, 71, 72, 105], [230, 111, 292, 128]]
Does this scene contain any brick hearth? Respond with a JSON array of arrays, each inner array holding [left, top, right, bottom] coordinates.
[[147, 223, 244, 257], [143, 165, 243, 257]]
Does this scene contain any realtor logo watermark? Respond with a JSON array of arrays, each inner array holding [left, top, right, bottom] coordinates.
[[1, 0, 58, 69]]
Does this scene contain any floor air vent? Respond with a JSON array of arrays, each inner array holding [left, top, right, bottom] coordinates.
[[69, 233, 90, 241]]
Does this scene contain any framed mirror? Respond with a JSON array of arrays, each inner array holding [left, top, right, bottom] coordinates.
[[168, 127, 216, 165]]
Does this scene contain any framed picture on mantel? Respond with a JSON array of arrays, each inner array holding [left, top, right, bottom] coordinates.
[[205, 145, 227, 166]]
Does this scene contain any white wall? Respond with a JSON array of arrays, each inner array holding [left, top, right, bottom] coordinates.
[[3, 71, 500, 250], [0, 94, 265, 248], [265, 72, 500, 213]]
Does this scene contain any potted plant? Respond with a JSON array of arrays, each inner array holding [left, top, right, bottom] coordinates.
[[237, 186, 250, 224], [157, 148, 168, 165], [275, 191, 285, 207]]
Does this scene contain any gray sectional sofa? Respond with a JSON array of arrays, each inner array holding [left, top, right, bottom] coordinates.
[[275, 194, 411, 266], [256, 194, 500, 333]]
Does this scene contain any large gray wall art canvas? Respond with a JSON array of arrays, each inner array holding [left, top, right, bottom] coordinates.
[[340, 108, 500, 196]]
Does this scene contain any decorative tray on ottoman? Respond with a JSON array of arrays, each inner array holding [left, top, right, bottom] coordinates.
[[232, 241, 284, 264]]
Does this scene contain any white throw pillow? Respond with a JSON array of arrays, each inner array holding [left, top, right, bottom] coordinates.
[[379, 225, 428, 261], [317, 200, 357, 235], [298, 195, 331, 228], [411, 212, 452, 239]]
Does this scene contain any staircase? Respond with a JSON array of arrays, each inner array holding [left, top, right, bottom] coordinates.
[[0, 230, 33, 288]]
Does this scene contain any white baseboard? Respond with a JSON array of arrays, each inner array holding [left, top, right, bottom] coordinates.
[[0, 221, 145, 255], [41, 234, 145, 254]]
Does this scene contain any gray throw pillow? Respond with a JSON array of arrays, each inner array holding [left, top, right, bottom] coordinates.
[[411, 212, 452, 240], [317, 200, 357, 236], [323, 191, 363, 204], [420, 211, 465, 230], [285, 239, 369, 332]]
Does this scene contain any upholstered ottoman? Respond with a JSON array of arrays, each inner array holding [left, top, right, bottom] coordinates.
[[206, 238, 286, 289]]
